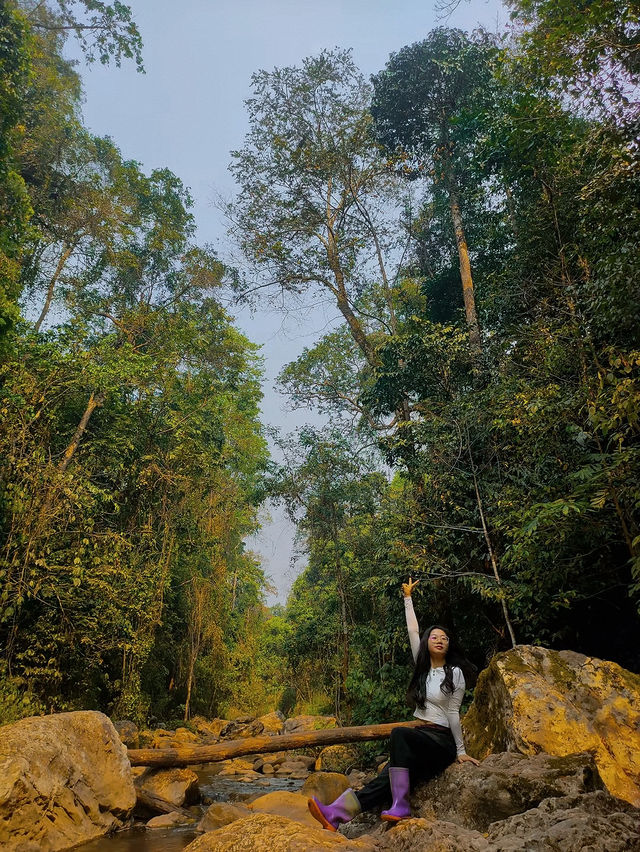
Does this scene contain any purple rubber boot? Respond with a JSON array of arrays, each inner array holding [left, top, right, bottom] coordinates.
[[308, 788, 361, 831], [381, 766, 411, 822]]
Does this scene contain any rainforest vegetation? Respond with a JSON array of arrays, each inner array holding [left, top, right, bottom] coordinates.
[[0, 0, 638, 727]]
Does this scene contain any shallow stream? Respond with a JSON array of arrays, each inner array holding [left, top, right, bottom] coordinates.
[[75, 765, 305, 852]]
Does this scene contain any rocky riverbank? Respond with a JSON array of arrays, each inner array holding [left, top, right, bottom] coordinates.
[[1, 645, 639, 851]]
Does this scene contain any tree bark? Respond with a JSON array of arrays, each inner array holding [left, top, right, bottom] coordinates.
[[127, 719, 428, 767], [57, 390, 106, 474], [448, 180, 481, 356], [34, 243, 74, 333]]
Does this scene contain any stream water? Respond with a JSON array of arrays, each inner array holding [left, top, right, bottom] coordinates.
[[74, 766, 305, 852]]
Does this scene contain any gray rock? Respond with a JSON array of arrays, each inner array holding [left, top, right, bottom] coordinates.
[[113, 719, 139, 748], [413, 751, 603, 831], [486, 790, 640, 851], [219, 718, 265, 739], [376, 818, 489, 852]]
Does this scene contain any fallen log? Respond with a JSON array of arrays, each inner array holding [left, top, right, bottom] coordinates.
[[128, 720, 427, 768]]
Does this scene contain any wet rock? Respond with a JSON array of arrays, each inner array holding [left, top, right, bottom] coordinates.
[[463, 645, 640, 806], [137, 767, 200, 807], [274, 757, 312, 776], [113, 719, 139, 748], [412, 751, 604, 831], [237, 771, 263, 782], [184, 812, 377, 851], [288, 769, 310, 780], [216, 757, 256, 776], [0, 710, 136, 852], [283, 714, 338, 734], [197, 801, 251, 832], [485, 790, 640, 851], [146, 811, 194, 828], [301, 771, 350, 804]]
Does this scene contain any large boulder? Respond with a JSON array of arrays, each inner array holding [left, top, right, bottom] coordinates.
[[248, 790, 319, 827], [376, 791, 640, 852], [258, 711, 285, 735], [463, 645, 640, 806], [300, 771, 350, 804], [191, 717, 229, 740], [376, 818, 489, 852], [219, 717, 264, 739], [412, 751, 604, 831], [0, 710, 136, 852], [113, 719, 139, 748], [184, 812, 377, 851], [197, 802, 251, 832], [136, 767, 200, 807]]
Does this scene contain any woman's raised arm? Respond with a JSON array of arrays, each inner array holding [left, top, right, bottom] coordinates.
[[402, 578, 421, 663]]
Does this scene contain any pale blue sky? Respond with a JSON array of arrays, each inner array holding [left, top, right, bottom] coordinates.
[[70, 0, 505, 602]]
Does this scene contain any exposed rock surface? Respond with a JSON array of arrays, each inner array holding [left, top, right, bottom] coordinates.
[[375, 792, 640, 852], [412, 751, 604, 831], [191, 717, 229, 741], [248, 790, 320, 827], [113, 719, 139, 748], [463, 645, 640, 806], [258, 711, 285, 735], [0, 710, 135, 852], [136, 767, 200, 807], [485, 790, 640, 852], [146, 811, 194, 828], [197, 802, 252, 832], [283, 714, 338, 734], [219, 717, 265, 739], [184, 812, 377, 851], [375, 818, 489, 852], [301, 770, 350, 803]]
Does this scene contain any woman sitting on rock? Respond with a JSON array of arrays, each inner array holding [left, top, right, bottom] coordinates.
[[308, 577, 479, 830]]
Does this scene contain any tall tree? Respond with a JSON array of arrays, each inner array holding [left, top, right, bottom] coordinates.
[[371, 29, 497, 357]]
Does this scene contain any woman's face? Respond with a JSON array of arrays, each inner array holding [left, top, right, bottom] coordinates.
[[427, 628, 450, 657]]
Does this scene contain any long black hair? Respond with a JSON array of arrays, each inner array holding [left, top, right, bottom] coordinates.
[[406, 623, 477, 709]]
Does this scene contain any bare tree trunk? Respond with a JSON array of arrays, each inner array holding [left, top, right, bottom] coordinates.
[[34, 243, 74, 332], [448, 180, 481, 356], [58, 390, 106, 474]]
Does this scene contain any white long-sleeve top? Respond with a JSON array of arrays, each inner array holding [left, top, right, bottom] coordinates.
[[404, 595, 467, 756]]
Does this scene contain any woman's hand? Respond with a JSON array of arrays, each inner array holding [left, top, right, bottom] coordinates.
[[402, 577, 419, 597], [457, 753, 480, 766]]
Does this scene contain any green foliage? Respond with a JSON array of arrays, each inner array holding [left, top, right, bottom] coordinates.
[[0, 6, 272, 723], [0, 661, 45, 725], [261, 13, 640, 713], [20, 0, 144, 70], [0, 3, 32, 352]]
